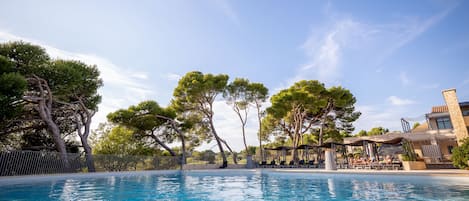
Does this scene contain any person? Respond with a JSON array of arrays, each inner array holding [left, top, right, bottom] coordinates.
[[385, 155, 392, 164]]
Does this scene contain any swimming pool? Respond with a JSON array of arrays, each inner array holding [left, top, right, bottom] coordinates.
[[1, 170, 468, 200]]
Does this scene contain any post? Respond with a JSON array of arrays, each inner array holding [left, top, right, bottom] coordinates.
[[325, 149, 337, 170]]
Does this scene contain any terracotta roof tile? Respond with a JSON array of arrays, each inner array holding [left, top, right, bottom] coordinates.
[[432, 105, 448, 113]]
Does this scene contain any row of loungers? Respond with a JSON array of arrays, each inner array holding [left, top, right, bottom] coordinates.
[[258, 160, 402, 170], [348, 162, 403, 170], [258, 160, 324, 168]]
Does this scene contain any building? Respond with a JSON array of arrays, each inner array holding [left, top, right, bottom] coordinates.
[[344, 88, 469, 165]]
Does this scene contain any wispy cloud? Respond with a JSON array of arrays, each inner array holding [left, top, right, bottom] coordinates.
[[422, 83, 440, 89], [463, 79, 469, 85], [399, 72, 411, 86], [213, 0, 240, 26], [289, 19, 363, 86], [165, 73, 181, 81], [387, 96, 416, 106], [0, 30, 153, 129]]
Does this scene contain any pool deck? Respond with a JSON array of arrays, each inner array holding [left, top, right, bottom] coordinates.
[[264, 168, 469, 177]]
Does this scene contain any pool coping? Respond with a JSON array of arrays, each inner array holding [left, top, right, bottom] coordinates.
[[1, 168, 468, 182]]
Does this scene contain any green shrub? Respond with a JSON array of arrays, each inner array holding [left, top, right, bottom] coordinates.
[[452, 138, 469, 169]]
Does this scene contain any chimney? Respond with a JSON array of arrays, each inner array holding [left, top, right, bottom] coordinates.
[[442, 88, 469, 145]]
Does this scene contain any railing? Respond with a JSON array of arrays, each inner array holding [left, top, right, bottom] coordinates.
[[0, 151, 82, 176], [0, 151, 181, 176]]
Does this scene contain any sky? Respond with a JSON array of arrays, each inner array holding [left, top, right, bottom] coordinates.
[[1, 0, 469, 151]]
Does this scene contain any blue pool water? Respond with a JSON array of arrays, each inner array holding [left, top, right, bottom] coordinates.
[[1, 170, 469, 201]]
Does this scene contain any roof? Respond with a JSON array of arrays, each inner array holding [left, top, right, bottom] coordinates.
[[431, 101, 469, 113], [432, 105, 448, 113]]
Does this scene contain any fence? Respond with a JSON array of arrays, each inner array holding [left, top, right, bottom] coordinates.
[[0, 151, 181, 176]]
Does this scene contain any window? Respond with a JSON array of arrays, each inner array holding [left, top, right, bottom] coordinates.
[[436, 117, 452, 129], [448, 145, 454, 154], [462, 109, 469, 116]]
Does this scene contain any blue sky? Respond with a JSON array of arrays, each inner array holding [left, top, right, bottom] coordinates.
[[1, 0, 469, 151]]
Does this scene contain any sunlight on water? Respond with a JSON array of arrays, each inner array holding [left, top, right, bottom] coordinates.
[[1, 171, 468, 201]]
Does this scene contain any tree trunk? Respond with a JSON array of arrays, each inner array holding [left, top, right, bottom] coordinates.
[[74, 99, 96, 172], [80, 137, 96, 172], [257, 105, 264, 161], [218, 137, 238, 164], [154, 114, 186, 165], [28, 76, 69, 165], [209, 118, 227, 165], [319, 117, 325, 146], [150, 134, 176, 156]]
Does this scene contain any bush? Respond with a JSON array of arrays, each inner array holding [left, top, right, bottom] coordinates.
[[451, 138, 469, 169]]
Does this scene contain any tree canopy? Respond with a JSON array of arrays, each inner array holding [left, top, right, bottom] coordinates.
[[264, 80, 360, 161], [172, 71, 233, 166]]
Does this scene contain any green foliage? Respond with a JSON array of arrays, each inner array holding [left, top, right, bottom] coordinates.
[[401, 139, 417, 161], [48, 60, 102, 109], [355, 127, 389, 136], [172, 71, 229, 113], [0, 72, 27, 123], [224, 78, 269, 154], [412, 122, 421, 129], [265, 80, 360, 148], [452, 138, 469, 169], [357, 130, 368, 136], [193, 150, 217, 164], [93, 126, 157, 156], [172, 71, 230, 162], [0, 41, 50, 75], [108, 100, 174, 134]]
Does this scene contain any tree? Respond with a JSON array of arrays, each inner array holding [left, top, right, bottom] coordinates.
[[0, 41, 70, 162], [93, 125, 157, 156], [223, 78, 251, 155], [368, 127, 389, 136], [266, 80, 328, 161], [107, 101, 178, 156], [317, 86, 361, 145], [451, 138, 469, 169], [0, 56, 27, 128], [49, 60, 102, 172], [355, 127, 389, 136], [172, 71, 233, 166], [247, 82, 269, 159], [412, 122, 421, 129], [357, 130, 368, 136], [1, 42, 103, 169], [265, 80, 360, 162]]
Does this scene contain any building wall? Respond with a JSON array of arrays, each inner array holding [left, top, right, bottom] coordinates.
[[464, 116, 469, 127], [429, 118, 438, 130], [438, 139, 458, 160]]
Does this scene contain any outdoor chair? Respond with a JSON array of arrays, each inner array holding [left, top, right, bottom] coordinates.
[[259, 161, 267, 168], [299, 160, 307, 168], [288, 160, 296, 168], [269, 160, 276, 168], [279, 160, 286, 168], [308, 160, 316, 168]]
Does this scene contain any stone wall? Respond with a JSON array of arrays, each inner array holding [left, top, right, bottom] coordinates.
[[442, 89, 469, 145]]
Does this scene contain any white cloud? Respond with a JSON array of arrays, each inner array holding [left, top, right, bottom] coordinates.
[[0, 31, 153, 130], [195, 100, 262, 152], [354, 105, 405, 132], [131, 72, 148, 80], [387, 96, 416, 106], [165, 73, 181, 81], [289, 19, 364, 86]]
